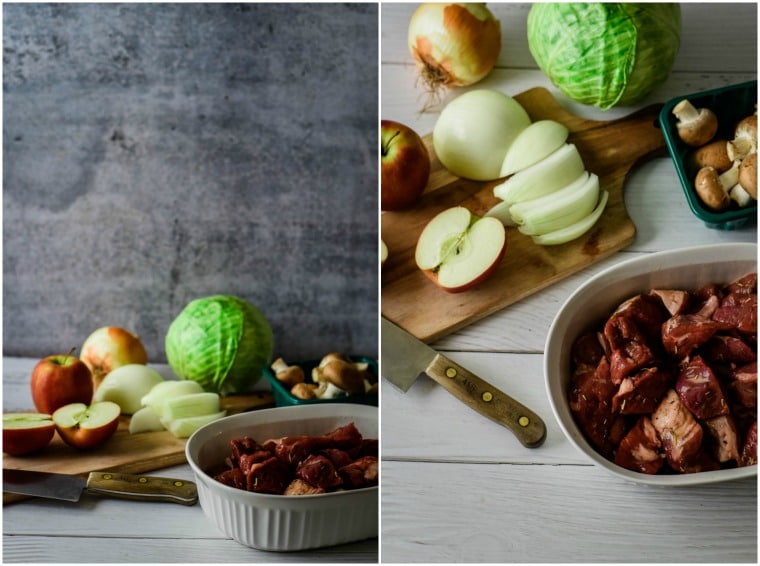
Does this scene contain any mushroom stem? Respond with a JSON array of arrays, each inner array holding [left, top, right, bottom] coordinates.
[[672, 99, 701, 122]]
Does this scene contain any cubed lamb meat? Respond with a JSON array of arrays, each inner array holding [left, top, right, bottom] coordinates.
[[651, 389, 704, 471], [230, 436, 268, 463], [614, 416, 664, 474], [729, 361, 758, 409], [284, 478, 326, 496], [713, 294, 757, 335], [678, 452, 721, 473], [608, 294, 670, 339], [295, 454, 343, 490], [265, 422, 365, 467], [701, 335, 756, 365], [690, 284, 724, 316], [339, 455, 379, 489], [675, 356, 730, 420], [605, 315, 659, 384], [244, 456, 291, 494], [214, 467, 246, 490], [319, 448, 354, 469], [740, 421, 757, 467], [725, 272, 757, 295], [650, 289, 690, 316], [612, 366, 671, 415], [703, 415, 741, 463], [692, 294, 721, 319], [568, 357, 627, 456], [661, 314, 727, 358], [572, 331, 607, 369]]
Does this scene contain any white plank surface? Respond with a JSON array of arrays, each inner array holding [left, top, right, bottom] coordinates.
[[2, 360, 378, 563], [381, 2, 757, 563]]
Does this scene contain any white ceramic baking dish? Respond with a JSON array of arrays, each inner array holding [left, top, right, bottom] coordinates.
[[185, 403, 378, 551], [545, 243, 757, 486]]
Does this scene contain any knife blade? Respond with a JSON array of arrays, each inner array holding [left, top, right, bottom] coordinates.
[[381, 317, 546, 448], [3, 469, 198, 505]]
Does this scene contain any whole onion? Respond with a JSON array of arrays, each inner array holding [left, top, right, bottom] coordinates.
[[408, 3, 501, 100]]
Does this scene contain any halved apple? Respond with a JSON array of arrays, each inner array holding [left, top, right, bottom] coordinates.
[[3, 413, 56, 456], [415, 206, 506, 293], [52, 401, 121, 450]]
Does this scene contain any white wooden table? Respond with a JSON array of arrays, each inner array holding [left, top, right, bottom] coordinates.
[[381, 3, 757, 563], [2, 359, 378, 563]]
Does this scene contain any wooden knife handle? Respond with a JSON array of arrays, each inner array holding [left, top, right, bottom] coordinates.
[[85, 472, 198, 505], [426, 353, 546, 448]]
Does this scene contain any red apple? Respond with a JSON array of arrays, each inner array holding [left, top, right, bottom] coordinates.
[[80, 326, 148, 391], [52, 401, 121, 450], [381, 119, 430, 211], [415, 206, 506, 293], [30, 353, 94, 415], [3, 413, 56, 456]]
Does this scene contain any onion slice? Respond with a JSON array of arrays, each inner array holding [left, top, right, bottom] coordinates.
[[531, 191, 609, 246], [512, 172, 599, 235], [500, 120, 570, 177], [493, 144, 585, 205]]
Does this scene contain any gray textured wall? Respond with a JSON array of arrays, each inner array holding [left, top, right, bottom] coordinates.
[[3, 3, 379, 364]]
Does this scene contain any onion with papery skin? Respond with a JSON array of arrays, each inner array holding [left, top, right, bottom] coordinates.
[[408, 3, 501, 103]]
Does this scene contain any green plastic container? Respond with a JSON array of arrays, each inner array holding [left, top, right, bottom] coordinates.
[[659, 80, 757, 230], [264, 356, 378, 407]]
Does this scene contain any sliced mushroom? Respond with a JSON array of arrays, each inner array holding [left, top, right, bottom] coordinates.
[[673, 99, 718, 147]]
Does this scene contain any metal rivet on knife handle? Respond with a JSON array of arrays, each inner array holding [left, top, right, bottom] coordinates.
[[482, 391, 493, 402], [445, 367, 457, 378], [518, 416, 530, 427]]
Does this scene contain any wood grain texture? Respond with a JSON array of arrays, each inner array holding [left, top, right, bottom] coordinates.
[[381, 87, 667, 342], [3, 392, 274, 504]]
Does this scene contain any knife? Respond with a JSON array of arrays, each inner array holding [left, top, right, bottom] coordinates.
[[3, 469, 198, 505], [381, 317, 546, 448]]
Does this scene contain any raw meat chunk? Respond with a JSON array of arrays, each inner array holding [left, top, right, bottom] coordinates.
[[614, 416, 663, 474], [703, 415, 740, 464], [675, 356, 730, 420], [651, 389, 704, 471], [612, 366, 670, 414]]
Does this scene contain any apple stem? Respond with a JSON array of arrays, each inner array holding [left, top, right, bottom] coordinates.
[[65, 347, 76, 363], [381, 130, 401, 157]]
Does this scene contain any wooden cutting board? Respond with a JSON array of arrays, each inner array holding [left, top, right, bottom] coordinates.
[[381, 87, 667, 343], [3, 392, 274, 504]]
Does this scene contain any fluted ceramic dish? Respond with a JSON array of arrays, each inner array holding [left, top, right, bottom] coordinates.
[[186, 403, 378, 551], [545, 243, 757, 486]]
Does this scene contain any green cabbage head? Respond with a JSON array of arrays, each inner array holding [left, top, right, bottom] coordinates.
[[527, 3, 681, 110], [165, 295, 274, 395]]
